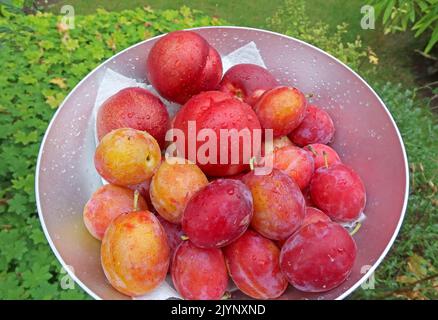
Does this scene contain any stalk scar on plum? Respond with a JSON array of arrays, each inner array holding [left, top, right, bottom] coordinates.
[[83, 30, 368, 300]]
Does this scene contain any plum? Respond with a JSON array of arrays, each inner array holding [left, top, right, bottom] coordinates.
[[310, 164, 366, 222], [156, 215, 183, 269], [254, 86, 307, 137], [83, 184, 147, 240], [276, 207, 330, 248], [150, 157, 208, 224], [172, 91, 261, 176], [172, 241, 228, 300], [302, 187, 315, 207], [304, 143, 341, 170], [289, 105, 335, 146], [208, 170, 248, 182], [128, 179, 153, 212], [224, 230, 288, 299], [182, 179, 253, 248], [261, 135, 294, 157], [263, 145, 314, 190], [303, 207, 331, 227], [94, 128, 161, 186], [218, 64, 278, 107], [101, 210, 169, 297], [146, 30, 222, 104], [96, 87, 169, 148], [242, 169, 305, 240], [280, 221, 356, 292]]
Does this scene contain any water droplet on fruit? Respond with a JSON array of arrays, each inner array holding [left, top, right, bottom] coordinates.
[[227, 188, 234, 195]]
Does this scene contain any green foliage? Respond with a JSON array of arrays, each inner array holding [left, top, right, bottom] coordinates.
[[267, 1, 438, 295], [370, 0, 438, 53], [0, 6, 223, 299], [0, 1, 437, 300], [267, 0, 372, 71], [352, 83, 438, 300]]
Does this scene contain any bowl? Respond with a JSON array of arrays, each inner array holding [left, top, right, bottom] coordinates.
[[36, 26, 409, 300]]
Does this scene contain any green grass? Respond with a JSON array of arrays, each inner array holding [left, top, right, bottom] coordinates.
[[48, 0, 426, 88], [0, 6, 225, 300], [351, 83, 438, 299], [49, 0, 282, 29]]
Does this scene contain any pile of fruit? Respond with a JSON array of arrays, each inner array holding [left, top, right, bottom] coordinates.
[[83, 30, 366, 300]]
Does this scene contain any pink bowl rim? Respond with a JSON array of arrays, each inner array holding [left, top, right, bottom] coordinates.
[[35, 26, 409, 300]]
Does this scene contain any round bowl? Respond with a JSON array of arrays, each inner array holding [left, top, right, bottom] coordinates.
[[36, 26, 408, 300]]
